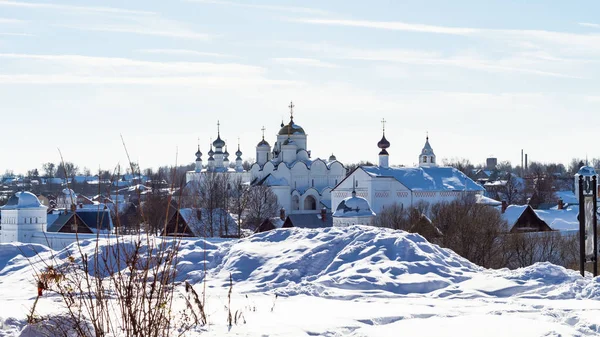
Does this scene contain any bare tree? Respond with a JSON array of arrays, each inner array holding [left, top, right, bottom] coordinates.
[[442, 158, 476, 178], [42, 162, 56, 177], [372, 203, 408, 230], [431, 196, 507, 268], [198, 172, 228, 237], [142, 191, 174, 235], [56, 162, 79, 179], [229, 176, 249, 237], [245, 185, 280, 230]]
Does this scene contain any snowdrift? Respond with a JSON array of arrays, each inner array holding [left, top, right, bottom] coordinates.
[[0, 226, 596, 300]]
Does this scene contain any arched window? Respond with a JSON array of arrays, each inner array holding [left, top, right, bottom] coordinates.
[[292, 195, 300, 211], [423, 156, 428, 163], [432, 157, 435, 164], [304, 195, 317, 210]]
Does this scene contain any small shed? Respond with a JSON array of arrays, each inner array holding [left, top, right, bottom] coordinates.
[[255, 217, 285, 233], [282, 210, 333, 229], [47, 212, 94, 234], [502, 205, 552, 233]]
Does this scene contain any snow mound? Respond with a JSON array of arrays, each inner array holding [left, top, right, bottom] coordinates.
[[0, 243, 53, 276], [205, 226, 481, 296]]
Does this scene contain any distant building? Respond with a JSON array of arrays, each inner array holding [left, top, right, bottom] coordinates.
[[186, 121, 252, 185], [250, 102, 346, 214], [0, 192, 47, 243], [332, 124, 484, 214]]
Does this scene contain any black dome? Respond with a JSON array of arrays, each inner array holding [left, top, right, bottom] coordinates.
[[377, 134, 390, 149], [278, 122, 305, 136]]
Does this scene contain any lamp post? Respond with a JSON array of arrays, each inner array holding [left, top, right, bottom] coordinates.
[[576, 167, 598, 277]]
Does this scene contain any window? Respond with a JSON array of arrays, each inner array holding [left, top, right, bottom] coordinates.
[[312, 179, 314, 187], [423, 156, 428, 163]]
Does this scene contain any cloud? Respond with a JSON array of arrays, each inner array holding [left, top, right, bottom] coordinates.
[[272, 57, 339, 68], [0, 18, 26, 24], [0, 32, 32, 36], [0, 74, 300, 86], [291, 17, 600, 55], [187, 0, 328, 15], [0, 0, 155, 15], [55, 23, 214, 40], [579, 22, 600, 29], [290, 18, 477, 35], [0, 0, 212, 40], [137, 49, 232, 58], [0, 53, 304, 87], [0, 53, 261, 75]]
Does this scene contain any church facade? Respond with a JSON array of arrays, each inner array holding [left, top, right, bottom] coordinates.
[[331, 125, 484, 214], [250, 102, 346, 214], [186, 122, 252, 184]]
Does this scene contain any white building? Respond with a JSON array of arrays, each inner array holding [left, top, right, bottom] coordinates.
[[0, 191, 47, 243], [331, 128, 484, 214], [186, 121, 252, 184], [332, 187, 376, 227], [250, 102, 346, 214]]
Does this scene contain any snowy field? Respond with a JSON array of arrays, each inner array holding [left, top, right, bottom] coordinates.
[[1, 226, 600, 336]]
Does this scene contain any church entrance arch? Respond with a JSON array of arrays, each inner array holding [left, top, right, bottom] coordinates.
[[304, 195, 317, 211]]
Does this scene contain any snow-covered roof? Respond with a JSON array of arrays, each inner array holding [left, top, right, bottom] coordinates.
[[361, 166, 484, 192], [500, 205, 528, 225], [475, 194, 502, 206], [333, 192, 376, 218], [264, 174, 289, 186], [555, 190, 578, 205], [534, 208, 579, 232], [1, 191, 46, 210], [178, 208, 238, 237]]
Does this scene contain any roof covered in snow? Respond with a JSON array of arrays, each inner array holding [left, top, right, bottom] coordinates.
[[178, 208, 238, 237], [534, 208, 579, 232], [1, 192, 46, 210], [360, 166, 484, 192], [501, 205, 528, 225], [333, 191, 376, 218]]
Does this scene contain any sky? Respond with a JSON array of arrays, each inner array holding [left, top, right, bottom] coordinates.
[[1, 0, 600, 175]]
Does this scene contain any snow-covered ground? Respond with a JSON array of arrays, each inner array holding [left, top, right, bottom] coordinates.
[[1, 226, 600, 336]]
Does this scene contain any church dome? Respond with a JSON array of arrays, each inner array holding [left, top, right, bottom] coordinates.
[[257, 139, 270, 148], [195, 148, 202, 157], [329, 154, 337, 161], [421, 137, 435, 155], [213, 136, 225, 148], [2, 191, 44, 210], [208, 147, 214, 156], [578, 166, 597, 176], [333, 191, 376, 218], [377, 134, 390, 149], [278, 122, 305, 136], [235, 148, 242, 157]]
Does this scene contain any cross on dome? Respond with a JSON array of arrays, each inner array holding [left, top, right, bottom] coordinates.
[[381, 118, 386, 132], [289, 101, 295, 121], [217, 120, 221, 136], [261, 126, 266, 140]]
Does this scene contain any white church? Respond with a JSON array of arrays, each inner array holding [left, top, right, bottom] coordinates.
[[186, 121, 252, 184], [331, 124, 484, 215], [250, 102, 346, 214]]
